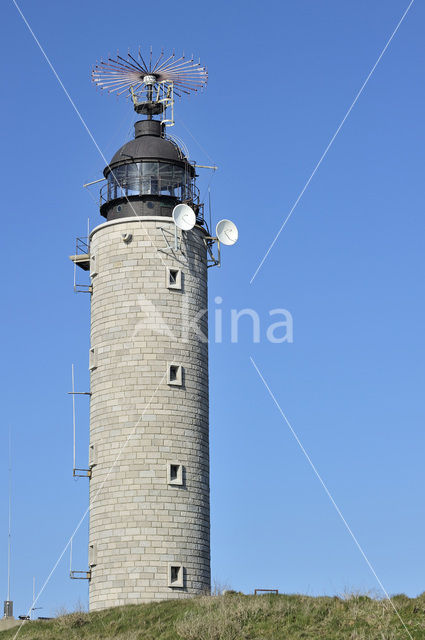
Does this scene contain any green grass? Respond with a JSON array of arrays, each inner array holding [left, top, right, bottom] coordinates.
[[1, 593, 425, 640]]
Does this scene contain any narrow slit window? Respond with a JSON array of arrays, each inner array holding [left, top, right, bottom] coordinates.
[[166, 266, 182, 290], [167, 363, 183, 386], [90, 253, 98, 277], [89, 443, 96, 468], [89, 347, 97, 371], [89, 544, 97, 567]]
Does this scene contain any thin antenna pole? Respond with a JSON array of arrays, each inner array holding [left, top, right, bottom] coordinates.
[[7, 426, 11, 603], [72, 364, 76, 472], [208, 187, 212, 233], [87, 217, 90, 242], [31, 577, 35, 620], [70, 538, 73, 576]]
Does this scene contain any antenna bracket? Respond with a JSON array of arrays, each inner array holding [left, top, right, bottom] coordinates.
[[70, 570, 91, 580], [73, 468, 92, 479], [203, 237, 221, 268]]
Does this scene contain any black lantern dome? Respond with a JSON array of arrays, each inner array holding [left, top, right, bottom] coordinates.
[[100, 119, 198, 221]]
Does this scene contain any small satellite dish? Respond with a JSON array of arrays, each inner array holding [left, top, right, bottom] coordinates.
[[172, 204, 196, 231], [216, 219, 238, 246]]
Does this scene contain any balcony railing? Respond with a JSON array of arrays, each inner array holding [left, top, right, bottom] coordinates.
[[100, 178, 200, 206]]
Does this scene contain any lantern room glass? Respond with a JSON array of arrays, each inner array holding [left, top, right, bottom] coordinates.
[[106, 161, 191, 201]]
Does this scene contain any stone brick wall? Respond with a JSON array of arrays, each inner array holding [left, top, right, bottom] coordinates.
[[88, 216, 210, 610]]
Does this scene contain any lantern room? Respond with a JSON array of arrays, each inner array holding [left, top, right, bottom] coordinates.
[[100, 119, 200, 222]]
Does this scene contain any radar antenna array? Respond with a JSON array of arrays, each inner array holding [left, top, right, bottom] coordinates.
[[92, 47, 208, 125]]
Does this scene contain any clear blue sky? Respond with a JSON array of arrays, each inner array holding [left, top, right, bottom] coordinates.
[[2, 0, 425, 617]]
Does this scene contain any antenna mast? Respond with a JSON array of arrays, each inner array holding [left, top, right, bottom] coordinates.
[[92, 47, 208, 128], [3, 427, 13, 619], [7, 428, 11, 602]]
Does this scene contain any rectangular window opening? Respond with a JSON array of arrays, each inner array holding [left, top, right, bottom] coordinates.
[[167, 363, 183, 386], [166, 267, 182, 290], [167, 462, 183, 486], [168, 563, 184, 588]]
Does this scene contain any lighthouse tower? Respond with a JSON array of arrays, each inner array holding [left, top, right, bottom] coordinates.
[[73, 50, 215, 610]]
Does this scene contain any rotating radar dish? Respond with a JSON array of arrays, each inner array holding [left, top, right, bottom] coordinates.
[[172, 204, 196, 231], [216, 219, 238, 246]]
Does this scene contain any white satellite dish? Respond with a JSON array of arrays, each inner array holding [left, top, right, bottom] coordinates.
[[172, 204, 196, 231], [216, 219, 238, 246]]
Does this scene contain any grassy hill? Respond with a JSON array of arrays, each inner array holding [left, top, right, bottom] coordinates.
[[1, 592, 424, 640]]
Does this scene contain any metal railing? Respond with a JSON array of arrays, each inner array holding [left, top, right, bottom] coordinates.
[[99, 179, 200, 209], [75, 236, 89, 255]]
